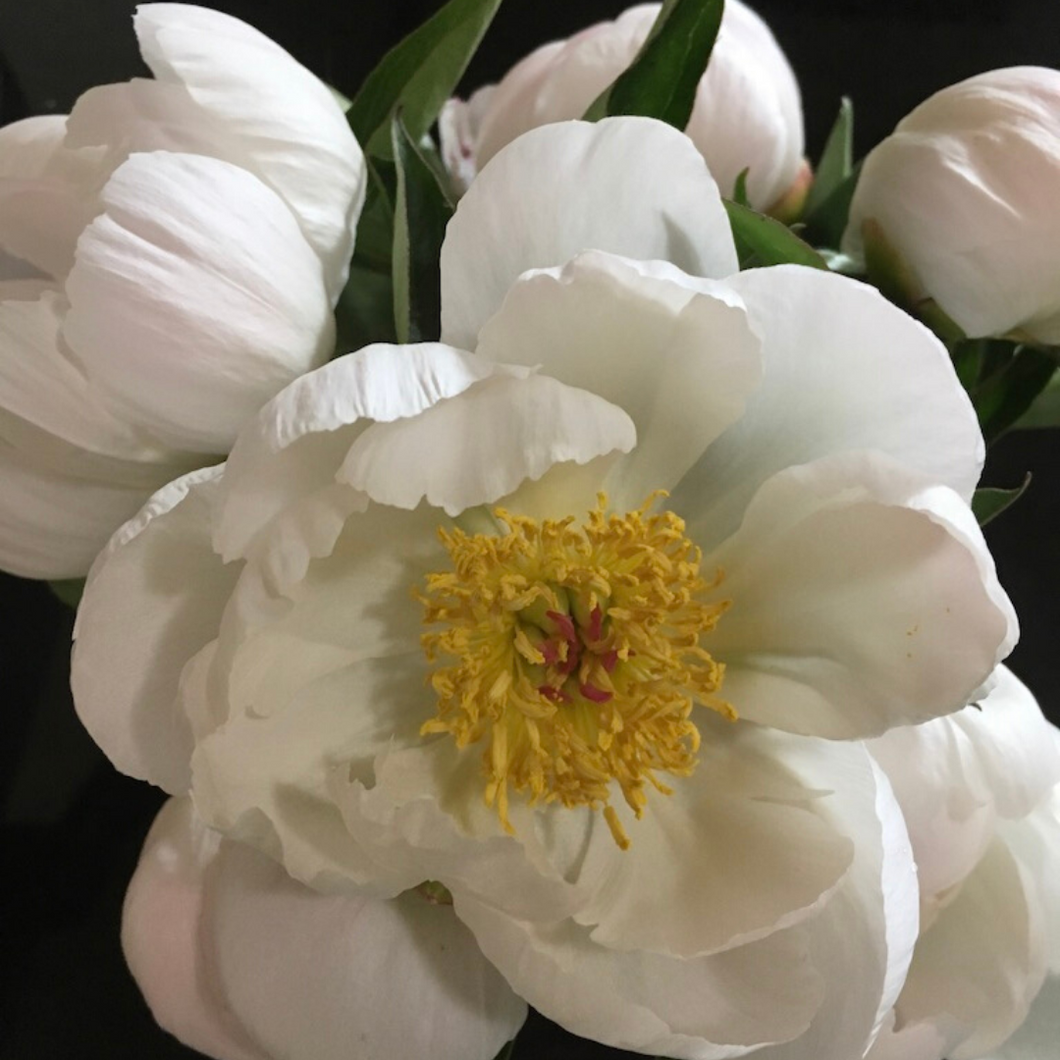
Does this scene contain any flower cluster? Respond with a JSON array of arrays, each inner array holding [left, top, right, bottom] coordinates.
[[2, 4, 1058, 1060]]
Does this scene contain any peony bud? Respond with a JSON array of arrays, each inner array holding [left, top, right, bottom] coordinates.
[[844, 67, 1060, 343], [440, 1, 804, 212]]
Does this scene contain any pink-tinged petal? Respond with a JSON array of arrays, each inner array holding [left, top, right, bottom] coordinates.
[[72, 465, 237, 793], [339, 372, 635, 516], [205, 835, 526, 1060], [68, 4, 366, 299], [64, 151, 333, 454], [702, 452, 1016, 740], [440, 117, 738, 351], [213, 344, 504, 561], [0, 115, 102, 278], [474, 251, 761, 512], [122, 798, 268, 1060], [676, 266, 984, 552]]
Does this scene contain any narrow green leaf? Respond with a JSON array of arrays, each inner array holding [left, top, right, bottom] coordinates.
[[973, 345, 1058, 443], [723, 200, 829, 271], [584, 0, 724, 129], [802, 161, 861, 249], [804, 97, 853, 216], [732, 168, 751, 208], [972, 473, 1032, 527], [334, 160, 398, 354], [346, 0, 504, 159], [392, 113, 455, 344], [48, 578, 85, 609]]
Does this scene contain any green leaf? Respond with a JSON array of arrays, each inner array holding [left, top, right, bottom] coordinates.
[[491, 1041, 517, 1060], [973, 345, 1058, 443], [802, 161, 861, 250], [48, 578, 85, 609], [346, 0, 504, 159], [972, 473, 1032, 526], [732, 168, 751, 209], [804, 97, 853, 216], [334, 160, 398, 353], [391, 113, 455, 344], [584, 0, 724, 129], [723, 200, 829, 271], [1015, 366, 1060, 428]]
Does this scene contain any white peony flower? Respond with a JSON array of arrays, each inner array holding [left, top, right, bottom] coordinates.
[[73, 118, 1015, 1060], [439, 1, 804, 211], [867, 669, 1060, 1060], [843, 67, 1060, 343], [0, 3, 366, 578]]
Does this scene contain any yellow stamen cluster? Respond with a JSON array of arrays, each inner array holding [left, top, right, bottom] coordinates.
[[418, 493, 734, 849]]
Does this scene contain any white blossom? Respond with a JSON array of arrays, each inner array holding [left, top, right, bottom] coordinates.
[[0, 3, 366, 577]]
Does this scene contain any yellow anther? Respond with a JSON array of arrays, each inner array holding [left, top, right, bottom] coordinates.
[[418, 494, 734, 848]]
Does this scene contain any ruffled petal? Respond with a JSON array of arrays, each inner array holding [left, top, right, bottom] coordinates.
[[64, 151, 333, 453], [702, 452, 1016, 739], [474, 251, 761, 512], [122, 798, 268, 1060], [72, 465, 236, 793], [67, 4, 366, 298], [440, 117, 738, 351], [339, 372, 636, 516], [674, 265, 984, 552], [897, 838, 1048, 1060], [214, 344, 502, 561], [206, 832, 526, 1060]]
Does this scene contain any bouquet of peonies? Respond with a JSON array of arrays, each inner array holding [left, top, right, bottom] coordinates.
[[2, 1, 1058, 1058]]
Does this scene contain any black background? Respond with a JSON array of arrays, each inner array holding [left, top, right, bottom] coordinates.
[[0, 1, 1057, 1058]]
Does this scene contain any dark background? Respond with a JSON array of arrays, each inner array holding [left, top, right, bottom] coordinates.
[[0, 1, 1057, 1057]]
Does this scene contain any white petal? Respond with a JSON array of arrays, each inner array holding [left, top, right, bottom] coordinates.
[[122, 798, 268, 1060], [897, 838, 1048, 1060], [474, 251, 761, 511], [843, 68, 1060, 342], [983, 973, 1060, 1060], [0, 115, 102, 278], [339, 372, 635, 516], [64, 151, 333, 453], [440, 117, 738, 351], [454, 895, 823, 1060], [1003, 786, 1060, 974], [206, 837, 526, 1060], [214, 344, 501, 561], [0, 291, 171, 460], [952, 668, 1060, 820], [675, 265, 984, 552], [864, 1010, 961, 1060], [191, 502, 448, 892], [746, 749, 919, 1060], [562, 722, 855, 959], [703, 453, 1017, 739], [68, 4, 366, 298], [0, 414, 184, 580], [72, 465, 236, 793]]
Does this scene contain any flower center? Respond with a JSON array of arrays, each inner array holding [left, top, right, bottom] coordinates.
[[418, 493, 734, 849]]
